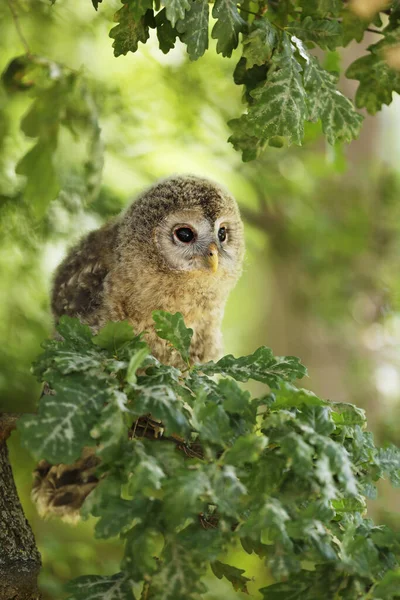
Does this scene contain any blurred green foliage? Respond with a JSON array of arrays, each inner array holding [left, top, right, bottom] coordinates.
[[1, 0, 400, 598]]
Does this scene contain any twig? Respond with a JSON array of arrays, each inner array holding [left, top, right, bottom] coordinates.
[[237, 5, 261, 17], [236, 6, 385, 36], [326, 15, 383, 35], [6, 0, 31, 55]]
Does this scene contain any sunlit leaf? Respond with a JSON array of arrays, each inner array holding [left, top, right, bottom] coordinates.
[[110, 5, 150, 56]]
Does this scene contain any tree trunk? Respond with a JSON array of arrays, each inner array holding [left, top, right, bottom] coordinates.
[[0, 414, 41, 600]]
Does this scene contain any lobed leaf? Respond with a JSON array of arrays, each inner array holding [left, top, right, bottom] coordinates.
[[229, 35, 308, 154], [303, 52, 363, 144], [177, 0, 209, 60], [211, 0, 247, 58], [163, 0, 191, 27], [153, 310, 193, 363], [199, 346, 306, 387], [242, 18, 277, 68], [130, 383, 190, 435], [211, 560, 250, 593], [65, 572, 135, 600], [287, 16, 342, 50], [156, 8, 179, 53], [346, 29, 400, 114], [93, 321, 136, 351], [18, 373, 111, 463], [110, 5, 150, 57]]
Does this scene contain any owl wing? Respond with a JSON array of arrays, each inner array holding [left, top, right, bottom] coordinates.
[[51, 220, 118, 327], [33, 223, 118, 520], [32, 447, 100, 522]]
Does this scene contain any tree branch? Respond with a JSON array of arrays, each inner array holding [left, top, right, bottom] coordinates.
[[6, 0, 31, 55], [0, 413, 21, 443]]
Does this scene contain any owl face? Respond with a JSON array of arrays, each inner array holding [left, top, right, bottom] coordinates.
[[119, 176, 245, 281], [155, 208, 242, 275]]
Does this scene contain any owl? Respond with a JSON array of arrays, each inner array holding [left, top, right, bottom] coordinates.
[[33, 175, 245, 519]]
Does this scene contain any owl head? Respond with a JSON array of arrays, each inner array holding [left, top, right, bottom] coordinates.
[[118, 175, 245, 281]]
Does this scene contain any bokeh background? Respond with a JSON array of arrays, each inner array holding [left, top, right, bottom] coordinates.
[[1, 0, 400, 598]]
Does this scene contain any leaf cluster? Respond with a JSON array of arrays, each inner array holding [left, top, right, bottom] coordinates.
[[48, 0, 400, 159], [19, 311, 400, 599]]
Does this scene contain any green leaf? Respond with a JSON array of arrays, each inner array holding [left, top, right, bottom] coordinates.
[[303, 53, 363, 144], [331, 402, 366, 426], [242, 18, 277, 68], [228, 120, 266, 161], [65, 572, 135, 600], [241, 498, 292, 547], [332, 496, 366, 513], [377, 444, 400, 486], [163, 0, 191, 27], [126, 347, 149, 384], [287, 16, 342, 50], [279, 432, 314, 476], [93, 321, 137, 351], [341, 534, 380, 578], [93, 391, 129, 461], [18, 374, 111, 463], [317, 438, 358, 496], [199, 346, 306, 387], [130, 384, 190, 435], [224, 433, 268, 465], [147, 537, 207, 600], [32, 317, 96, 379], [342, 10, 368, 46], [127, 441, 166, 496], [259, 568, 341, 599], [373, 568, 400, 598], [163, 467, 211, 526], [299, 405, 335, 436], [211, 464, 247, 518], [271, 384, 326, 409], [219, 378, 255, 420], [229, 36, 308, 153], [123, 525, 160, 580], [177, 0, 209, 60], [153, 310, 193, 363], [191, 392, 232, 444], [127, 0, 153, 21], [211, 0, 246, 58], [299, 0, 342, 17], [110, 6, 150, 57], [57, 316, 94, 347], [16, 140, 60, 217], [89, 482, 136, 538], [155, 8, 179, 53], [346, 30, 400, 114], [211, 560, 250, 593], [36, 349, 102, 376]]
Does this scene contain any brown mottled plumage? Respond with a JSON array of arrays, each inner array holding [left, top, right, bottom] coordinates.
[[33, 175, 245, 519]]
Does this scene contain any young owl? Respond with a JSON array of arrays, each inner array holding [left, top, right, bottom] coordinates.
[[52, 174, 245, 365], [33, 175, 245, 519]]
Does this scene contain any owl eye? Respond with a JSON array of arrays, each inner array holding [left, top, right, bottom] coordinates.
[[174, 226, 196, 243], [218, 226, 227, 243]]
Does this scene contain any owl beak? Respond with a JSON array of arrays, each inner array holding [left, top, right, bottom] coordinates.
[[205, 242, 219, 273]]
